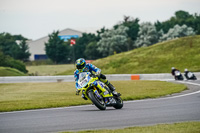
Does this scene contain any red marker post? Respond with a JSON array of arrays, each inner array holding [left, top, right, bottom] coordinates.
[[70, 39, 76, 46], [70, 39, 76, 63]]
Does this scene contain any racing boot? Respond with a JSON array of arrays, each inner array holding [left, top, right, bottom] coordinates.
[[99, 75, 121, 96], [82, 94, 88, 100], [107, 82, 121, 96]]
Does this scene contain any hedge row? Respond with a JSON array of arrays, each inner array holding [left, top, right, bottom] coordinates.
[[0, 51, 28, 73]]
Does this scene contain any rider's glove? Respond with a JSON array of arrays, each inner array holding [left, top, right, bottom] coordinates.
[[76, 89, 80, 95], [95, 70, 101, 76]]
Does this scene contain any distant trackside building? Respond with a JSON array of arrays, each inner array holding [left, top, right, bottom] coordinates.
[[28, 28, 82, 61]]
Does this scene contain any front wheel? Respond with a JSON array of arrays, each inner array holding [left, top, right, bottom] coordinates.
[[113, 97, 123, 109], [88, 90, 106, 110], [179, 75, 184, 80]]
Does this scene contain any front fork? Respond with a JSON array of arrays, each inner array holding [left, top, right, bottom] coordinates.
[[95, 82, 113, 97], [93, 82, 114, 104]]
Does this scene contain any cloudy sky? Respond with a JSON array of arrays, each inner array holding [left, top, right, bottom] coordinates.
[[0, 0, 199, 40]]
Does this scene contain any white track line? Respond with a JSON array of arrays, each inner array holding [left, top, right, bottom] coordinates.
[[125, 80, 200, 103], [1, 81, 200, 115], [177, 81, 200, 86]]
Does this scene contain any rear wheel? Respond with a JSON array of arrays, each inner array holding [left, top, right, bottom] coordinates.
[[113, 97, 123, 109], [88, 90, 106, 110]]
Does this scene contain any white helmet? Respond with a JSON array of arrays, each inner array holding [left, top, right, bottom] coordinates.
[[185, 69, 188, 72], [171, 67, 175, 70]]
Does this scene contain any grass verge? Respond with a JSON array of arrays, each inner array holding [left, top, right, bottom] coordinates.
[[0, 67, 27, 76], [61, 121, 200, 133], [60, 35, 200, 75], [26, 64, 75, 76], [93, 35, 200, 74], [0, 80, 186, 112]]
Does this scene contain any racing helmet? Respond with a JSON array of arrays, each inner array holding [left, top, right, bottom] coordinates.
[[75, 58, 86, 71], [171, 67, 175, 70], [185, 69, 188, 72]]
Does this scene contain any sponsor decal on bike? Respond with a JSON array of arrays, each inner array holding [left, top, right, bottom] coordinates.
[[98, 81, 105, 88], [104, 91, 109, 95]]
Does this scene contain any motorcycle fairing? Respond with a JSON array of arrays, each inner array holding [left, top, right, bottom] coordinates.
[[78, 72, 113, 100]]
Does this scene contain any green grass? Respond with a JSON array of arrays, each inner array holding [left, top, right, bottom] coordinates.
[[61, 121, 200, 133], [0, 80, 186, 112], [26, 64, 75, 76], [0, 67, 27, 76], [61, 35, 200, 75]]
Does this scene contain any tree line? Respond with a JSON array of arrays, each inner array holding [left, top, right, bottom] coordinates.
[[45, 10, 199, 63], [0, 10, 199, 71], [0, 33, 30, 73]]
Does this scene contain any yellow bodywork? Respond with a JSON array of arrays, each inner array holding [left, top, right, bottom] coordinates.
[[80, 75, 113, 100]]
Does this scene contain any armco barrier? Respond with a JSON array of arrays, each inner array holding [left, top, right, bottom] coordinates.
[[105, 73, 174, 81], [0, 72, 200, 83], [131, 75, 140, 80], [0, 75, 74, 83]]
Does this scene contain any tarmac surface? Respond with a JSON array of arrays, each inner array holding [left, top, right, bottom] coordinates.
[[0, 80, 200, 133]]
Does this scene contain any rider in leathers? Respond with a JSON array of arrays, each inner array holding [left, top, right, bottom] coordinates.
[[74, 58, 118, 100]]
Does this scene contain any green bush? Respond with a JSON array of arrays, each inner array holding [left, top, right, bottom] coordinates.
[[0, 51, 28, 73], [0, 67, 27, 76]]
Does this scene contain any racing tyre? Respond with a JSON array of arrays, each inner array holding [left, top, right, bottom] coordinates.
[[88, 90, 106, 110], [179, 75, 184, 80], [113, 97, 123, 109]]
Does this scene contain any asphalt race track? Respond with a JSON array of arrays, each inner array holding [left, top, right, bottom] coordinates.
[[0, 80, 200, 133]]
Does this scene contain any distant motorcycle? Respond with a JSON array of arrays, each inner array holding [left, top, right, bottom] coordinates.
[[184, 71, 197, 80], [174, 70, 184, 80]]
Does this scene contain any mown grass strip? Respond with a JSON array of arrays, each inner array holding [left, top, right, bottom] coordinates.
[[61, 121, 200, 133], [26, 64, 75, 76], [0, 81, 186, 112]]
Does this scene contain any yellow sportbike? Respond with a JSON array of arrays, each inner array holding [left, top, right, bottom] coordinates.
[[77, 72, 123, 110]]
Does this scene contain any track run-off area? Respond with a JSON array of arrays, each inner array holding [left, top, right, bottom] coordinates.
[[0, 80, 200, 133]]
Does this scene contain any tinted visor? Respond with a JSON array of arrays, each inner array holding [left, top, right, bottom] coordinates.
[[76, 62, 85, 70]]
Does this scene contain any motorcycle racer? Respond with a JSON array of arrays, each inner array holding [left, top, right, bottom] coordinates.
[[74, 58, 119, 99], [171, 67, 184, 80], [171, 67, 178, 76], [184, 68, 197, 80], [171, 67, 179, 80]]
